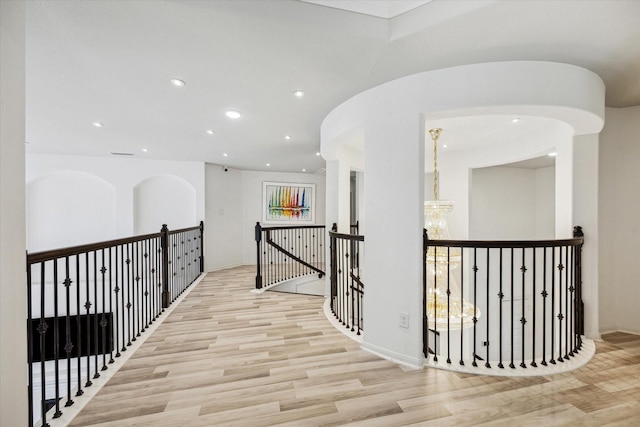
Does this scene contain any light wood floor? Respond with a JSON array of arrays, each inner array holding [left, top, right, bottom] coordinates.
[[69, 265, 640, 426]]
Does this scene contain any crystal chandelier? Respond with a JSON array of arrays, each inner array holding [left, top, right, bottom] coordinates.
[[425, 128, 479, 329]]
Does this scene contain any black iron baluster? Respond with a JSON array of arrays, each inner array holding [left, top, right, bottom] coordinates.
[[459, 247, 465, 366], [52, 258, 62, 417], [84, 253, 92, 386], [531, 248, 537, 368], [75, 254, 83, 396], [541, 247, 548, 366], [565, 245, 570, 360], [38, 261, 48, 427], [520, 247, 527, 369], [498, 248, 504, 369], [114, 246, 121, 358], [485, 248, 491, 368], [569, 245, 575, 356], [63, 256, 74, 407], [126, 244, 132, 348], [423, 229, 429, 360], [446, 246, 451, 364], [433, 244, 439, 363], [93, 251, 100, 379], [27, 263, 34, 427], [100, 249, 107, 372], [108, 248, 114, 365], [472, 248, 477, 367], [509, 248, 515, 369], [550, 247, 556, 364]]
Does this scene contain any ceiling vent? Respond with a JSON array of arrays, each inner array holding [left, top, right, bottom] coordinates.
[[110, 152, 135, 156], [315, 167, 326, 175]]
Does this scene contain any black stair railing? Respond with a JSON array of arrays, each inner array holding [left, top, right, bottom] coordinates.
[[329, 223, 365, 335], [255, 222, 326, 289], [423, 226, 584, 371], [26, 222, 203, 427]]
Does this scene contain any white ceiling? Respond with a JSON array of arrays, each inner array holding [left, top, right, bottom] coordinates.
[[25, 1, 640, 173]]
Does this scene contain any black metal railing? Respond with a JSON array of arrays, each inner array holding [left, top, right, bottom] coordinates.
[[26, 222, 204, 427], [423, 226, 584, 371], [329, 224, 364, 335], [255, 222, 325, 289]]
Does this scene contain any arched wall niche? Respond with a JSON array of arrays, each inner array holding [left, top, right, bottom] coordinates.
[[321, 61, 605, 366], [26, 171, 116, 251], [133, 175, 196, 235]]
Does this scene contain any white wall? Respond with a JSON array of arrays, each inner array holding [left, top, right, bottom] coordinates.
[[241, 170, 326, 265], [26, 153, 205, 250], [205, 164, 244, 271], [134, 175, 197, 235], [470, 166, 555, 240], [27, 171, 116, 250], [0, 1, 28, 424], [535, 167, 555, 239], [599, 106, 640, 334]]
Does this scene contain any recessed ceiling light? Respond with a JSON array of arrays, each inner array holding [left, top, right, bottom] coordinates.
[[92, 122, 104, 127], [206, 129, 215, 135], [316, 152, 321, 156], [285, 135, 292, 140], [442, 144, 447, 148], [548, 152, 557, 157], [293, 90, 305, 98], [302, 168, 306, 172], [266, 163, 271, 167], [225, 110, 242, 119], [512, 118, 520, 123], [170, 78, 185, 87], [223, 153, 228, 157], [141, 148, 148, 152]]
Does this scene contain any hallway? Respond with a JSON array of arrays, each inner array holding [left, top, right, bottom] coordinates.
[[70, 266, 640, 426]]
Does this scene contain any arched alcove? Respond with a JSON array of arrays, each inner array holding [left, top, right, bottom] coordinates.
[[27, 171, 116, 251], [133, 175, 196, 235]]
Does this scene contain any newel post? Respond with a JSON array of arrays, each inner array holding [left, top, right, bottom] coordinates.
[[199, 221, 204, 273], [330, 223, 338, 299], [573, 226, 584, 337], [255, 222, 263, 289], [161, 224, 170, 308]]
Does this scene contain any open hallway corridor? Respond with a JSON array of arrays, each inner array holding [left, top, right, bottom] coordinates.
[[70, 266, 640, 426]]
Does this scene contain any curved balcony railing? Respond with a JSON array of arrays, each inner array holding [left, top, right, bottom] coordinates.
[[329, 225, 364, 335], [423, 226, 585, 373]]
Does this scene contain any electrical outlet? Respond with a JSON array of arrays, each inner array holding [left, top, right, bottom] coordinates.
[[399, 312, 409, 328]]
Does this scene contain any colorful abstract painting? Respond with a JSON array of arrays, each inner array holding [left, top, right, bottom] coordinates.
[[263, 182, 315, 224]]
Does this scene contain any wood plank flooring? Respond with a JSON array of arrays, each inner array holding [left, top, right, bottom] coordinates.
[[69, 265, 640, 426]]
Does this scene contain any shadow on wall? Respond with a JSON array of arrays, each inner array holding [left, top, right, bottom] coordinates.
[[27, 171, 116, 251], [134, 175, 196, 235]]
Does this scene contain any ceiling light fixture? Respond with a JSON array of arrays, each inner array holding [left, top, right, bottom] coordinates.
[[206, 129, 215, 135], [293, 90, 305, 97], [170, 78, 185, 87], [316, 152, 320, 156], [92, 122, 104, 128], [548, 152, 557, 157], [302, 168, 306, 172], [512, 118, 520, 123], [266, 163, 271, 167], [141, 148, 148, 152], [223, 153, 228, 157], [285, 135, 292, 140], [225, 110, 242, 119]]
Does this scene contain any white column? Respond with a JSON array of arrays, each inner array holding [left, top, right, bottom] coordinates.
[[0, 1, 28, 425], [362, 113, 425, 366], [573, 134, 600, 339], [555, 137, 574, 238]]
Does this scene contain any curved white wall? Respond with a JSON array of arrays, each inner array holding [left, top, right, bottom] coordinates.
[[321, 61, 605, 366], [134, 175, 196, 235], [27, 171, 116, 251]]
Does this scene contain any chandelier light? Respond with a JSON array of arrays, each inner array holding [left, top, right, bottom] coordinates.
[[425, 128, 479, 330]]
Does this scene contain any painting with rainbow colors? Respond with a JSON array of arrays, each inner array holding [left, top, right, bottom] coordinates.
[[263, 182, 315, 224]]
